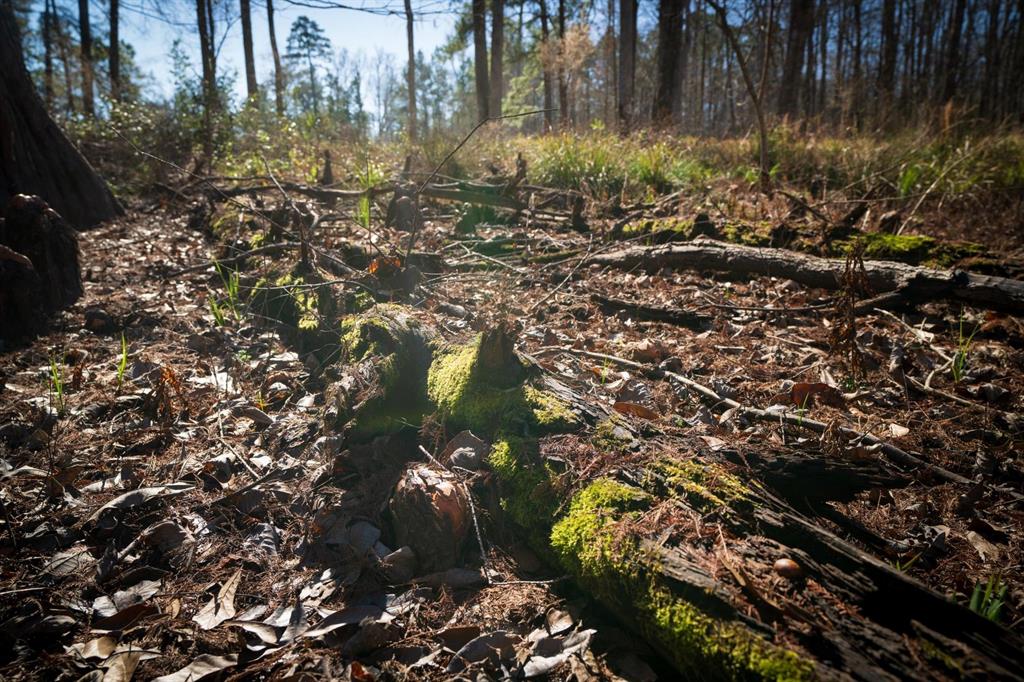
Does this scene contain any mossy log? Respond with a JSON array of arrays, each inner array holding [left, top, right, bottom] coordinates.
[[325, 307, 1024, 680], [593, 238, 1024, 314], [324, 304, 434, 443]]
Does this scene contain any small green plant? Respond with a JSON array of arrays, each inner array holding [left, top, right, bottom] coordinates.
[[213, 259, 242, 320], [116, 333, 129, 389], [951, 311, 980, 383], [969, 575, 1007, 622], [209, 297, 227, 326], [891, 552, 920, 572], [49, 356, 65, 414], [354, 154, 384, 232]]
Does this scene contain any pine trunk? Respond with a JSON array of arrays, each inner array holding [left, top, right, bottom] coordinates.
[[0, 3, 121, 229]]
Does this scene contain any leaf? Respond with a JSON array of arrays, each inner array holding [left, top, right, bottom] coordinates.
[[368, 256, 401, 277], [889, 423, 910, 438], [88, 483, 194, 523], [612, 401, 659, 420], [151, 654, 237, 682], [101, 652, 142, 682], [787, 382, 845, 408], [44, 545, 96, 578], [92, 603, 160, 631], [68, 636, 118, 660], [193, 569, 241, 630]]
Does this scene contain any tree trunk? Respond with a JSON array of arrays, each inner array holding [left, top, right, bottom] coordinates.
[[878, 0, 897, 118], [593, 238, 1024, 314], [42, 2, 54, 109], [943, 0, 967, 102], [604, 0, 616, 127], [109, 0, 120, 101], [490, 0, 504, 117], [196, 0, 217, 160], [403, 0, 417, 141], [240, 0, 258, 103], [472, 0, 489, 122], [54, 0, 75, 116], [266, 0, 285, 116], [538, 0, 554, 130], [77, 0, 94, 116], [557, 0, 568, 126], [617, 0, 636, 129], [777, 0, 814, 117], [653, 0, 684, 125], [0, 194, 82, 344], [0, 3, 120, 228]]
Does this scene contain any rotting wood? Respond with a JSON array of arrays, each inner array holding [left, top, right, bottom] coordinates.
[[590, 292, 713, 331], [324, 312, 1024, 680], [593, 237, 1024, 314]]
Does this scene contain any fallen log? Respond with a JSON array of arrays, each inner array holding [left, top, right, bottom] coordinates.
[[592, 238, 1024, 314], [321, 311, 1024, 680]]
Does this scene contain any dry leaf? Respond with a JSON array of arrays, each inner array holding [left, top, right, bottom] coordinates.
[[612, 401, 659, 420], [193, 569, 241, 630], [151, 654, 237, 682]]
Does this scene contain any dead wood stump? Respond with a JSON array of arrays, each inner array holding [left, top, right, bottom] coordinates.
[[0, 194, 82, 344], [389, 464, 470, 572]]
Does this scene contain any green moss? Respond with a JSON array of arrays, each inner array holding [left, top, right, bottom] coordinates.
[[427, 335, 578, 436], [651, 458, 751, 513], [720, 221, 773, 247], [917, 637, 964, 675], [591, 416, 635, 453], [333, 306, 431, 441], [551, 479, 812, 681], [488, 438, 560, 534], [455, 204, 509, 234], [621, 217, 695, 239], [836, 232, 986, 267]]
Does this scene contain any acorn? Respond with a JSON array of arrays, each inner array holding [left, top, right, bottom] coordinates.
[[773, 558, 804, 580]]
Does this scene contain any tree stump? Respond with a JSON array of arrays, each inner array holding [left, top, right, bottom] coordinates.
[[0, 195, 82, 344]]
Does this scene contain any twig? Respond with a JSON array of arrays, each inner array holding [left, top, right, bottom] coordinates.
[[539, 345, 1013, 494], [529, 234, 594, 312], [404, 108, 554, 264]]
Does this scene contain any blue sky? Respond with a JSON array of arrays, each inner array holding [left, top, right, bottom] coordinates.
[[116, 0, 458, 100]]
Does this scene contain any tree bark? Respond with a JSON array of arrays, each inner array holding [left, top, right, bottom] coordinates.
[[77, 0, 94, 116], [404, 0, 417, 141], [593, 238, 1024, 314], [777, 0, 814, 117], [490, 0, 504, 118], [0, 3, 121, 228], [196, 0, 217, 160], [537, 0, 554, 130], [653, 0, 684, 125], [54, 0, 75, 115], [617, 0, 636, 129], [266, 0, 285, 116], [109, 0, 120, 101], [472, 0, 489, 122], [878, 0, 897, 119], [943, 0, 967, 102], [240, 0, 258, 103], [0, 194, 82, 344], [557, 0, 568, 126], [42, 2, 54, 109]]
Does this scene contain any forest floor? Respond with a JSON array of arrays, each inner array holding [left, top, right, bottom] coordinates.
[[1, 166, 1023, 680]]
